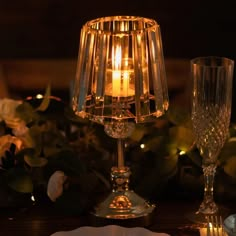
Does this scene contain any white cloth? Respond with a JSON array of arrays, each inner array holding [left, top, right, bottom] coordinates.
[[50, 225, 169, 236]]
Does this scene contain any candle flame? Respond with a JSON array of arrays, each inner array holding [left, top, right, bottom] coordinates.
[[113, 45, 122, 69]]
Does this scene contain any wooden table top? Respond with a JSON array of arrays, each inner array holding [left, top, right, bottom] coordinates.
[[0, 199, 235, 236]]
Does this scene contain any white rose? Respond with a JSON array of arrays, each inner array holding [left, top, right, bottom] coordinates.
[[47, 171, 68, 202], [0, 98, 29, 135], [0, 98, 22, 122]]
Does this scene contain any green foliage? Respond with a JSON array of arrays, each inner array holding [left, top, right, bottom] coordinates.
[[6, 168, 33, 193], [24, 155, 48, 168], [166, 105, 191, 127], [1, 88, 236, 212], [16, 101, 39, 125], [224, 156, 236, 179], [168, 126, 194, 153]]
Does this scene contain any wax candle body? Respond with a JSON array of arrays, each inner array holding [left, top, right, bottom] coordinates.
[[199, 227, 224, 236]]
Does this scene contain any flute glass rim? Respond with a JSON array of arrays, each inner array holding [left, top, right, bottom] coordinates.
[[191, 56, 234, 68]]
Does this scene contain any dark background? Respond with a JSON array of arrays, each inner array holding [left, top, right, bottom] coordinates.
[[1, 0, 236, 119], [1, 0, 236, 60]]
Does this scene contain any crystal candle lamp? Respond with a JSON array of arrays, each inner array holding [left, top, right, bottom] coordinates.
[[72, 16, 169, 219]]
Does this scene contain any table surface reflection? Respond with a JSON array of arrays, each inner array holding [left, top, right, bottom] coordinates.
[[0, 199, 235, 236]]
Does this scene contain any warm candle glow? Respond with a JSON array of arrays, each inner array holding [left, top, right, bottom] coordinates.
[[73, 15, 168, 219], [110, 45, 134, 97], [112, 45, 122, 96], [199, 224, 224, 236]]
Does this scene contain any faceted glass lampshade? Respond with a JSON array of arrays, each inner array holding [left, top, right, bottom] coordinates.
[[71, 16, 169, 220], [72, 16, 169, 129]]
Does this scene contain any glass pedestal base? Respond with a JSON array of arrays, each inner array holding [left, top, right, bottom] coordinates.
[[92, 166, 155, 219], [93, 190, 155, 219], [186, 204, 230, 224]]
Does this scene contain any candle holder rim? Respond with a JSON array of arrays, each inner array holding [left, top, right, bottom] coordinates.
[[83, 15, 160, 35]]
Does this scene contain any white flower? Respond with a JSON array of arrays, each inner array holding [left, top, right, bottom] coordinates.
[[47, 171, 68, 202], [0, 98, 22, 122], [0, 98, 28, 133], [0, 98, 29, 140]]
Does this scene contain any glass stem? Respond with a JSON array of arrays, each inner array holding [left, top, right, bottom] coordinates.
[[199, 164, 218, 214], [117, 138, 124, 168]]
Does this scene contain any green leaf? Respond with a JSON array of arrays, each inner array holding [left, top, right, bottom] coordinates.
[[21, 131, 35, 148], [24, 155, 48, 167], [143, 135, 166, 153], [219, 138, 236, 163], [129, 125, 147, 142], [224, 156, 236, 179], [7, 168, 33, 193], [229, 124, 236, 137], [166, 105, 191, 126], [169, 126, 194, 153], [35, 84, 51, 112], [43, 147, 64, 157], [16, 101, 37, 124]]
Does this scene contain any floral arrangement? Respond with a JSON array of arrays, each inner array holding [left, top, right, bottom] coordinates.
[[0, 87, 236, 213]]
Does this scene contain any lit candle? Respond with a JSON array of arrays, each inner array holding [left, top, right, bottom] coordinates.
[[110, 45, 134, 97], [199, 223, 224, 236], [112, 45, 122, 97], [112, 70, 121, 96]]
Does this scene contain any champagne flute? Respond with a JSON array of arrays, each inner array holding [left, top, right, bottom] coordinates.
[[191, 56, 234, 219]]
